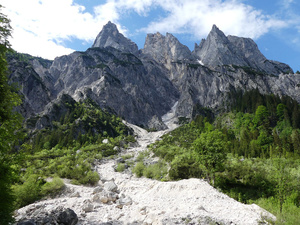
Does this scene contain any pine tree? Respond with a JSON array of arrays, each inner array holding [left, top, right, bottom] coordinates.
[[0, 5, 23, 224]]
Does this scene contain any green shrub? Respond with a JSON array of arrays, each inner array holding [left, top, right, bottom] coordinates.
[[136, 150, 150, 162], [133, 162, 145, 177], [13, 175, 43, 208], [143, 163, 168, 180], [169, 152, 201, 180], [255, 195, 300, 225], [122, 154, 133, 160], [41, 177, 65, 197], [116, 163, 126, 172], [78, 171, 100, 185]]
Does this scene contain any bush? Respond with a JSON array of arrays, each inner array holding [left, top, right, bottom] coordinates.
[[133, 162, 145, 177], [78, 171, 100, 185], [116, 163, 126, 172], [142, 162, 168, 180], [13, 175, 44, 208], [41, 177, 65, 197], [169, 152, 201, 180]]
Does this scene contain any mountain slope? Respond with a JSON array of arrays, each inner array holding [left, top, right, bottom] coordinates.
[[7, 22, 300, 130]]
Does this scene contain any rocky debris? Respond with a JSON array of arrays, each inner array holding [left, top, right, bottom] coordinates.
[[15, 121, 276, 225], [16, 207, 78, 225], [92, 186, 104, 194], [70, 192, 81, 198], [116, 194, 133, 209], [82, 201, 94, 213]]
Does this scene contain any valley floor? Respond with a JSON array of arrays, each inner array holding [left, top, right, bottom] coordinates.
[[15, 120, 275, 225]]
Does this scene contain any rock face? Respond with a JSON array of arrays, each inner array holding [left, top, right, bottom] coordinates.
[[92, 21, 138, 54], [7, 23, 300, 129], [142, 32, 196, 70], [193, 25, 293, 75]]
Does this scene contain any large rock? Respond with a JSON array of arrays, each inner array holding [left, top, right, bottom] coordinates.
[[16, 207, 78, 225], [57, 208, 78, 225], [104, 180, 118, 192]]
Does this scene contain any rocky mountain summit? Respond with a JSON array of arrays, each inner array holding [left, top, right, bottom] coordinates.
[[193, 25, 292, 75], [92, 21, 139, 55], [7, 22, 300, 130]]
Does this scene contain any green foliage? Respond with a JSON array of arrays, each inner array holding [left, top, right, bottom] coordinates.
[[192, 130, 228, 184], [40, 177, 65, 197], [116, 163, 126, 172], [169, 152, 201, 180], [13, 175, 43, 208], [142, 161, 168, 180], [148, 90, 300, 222], [13, 176, 66, 208], [0, 5, 24, 224], [30, 97, 131, 152], [132, 162, 145, 177]]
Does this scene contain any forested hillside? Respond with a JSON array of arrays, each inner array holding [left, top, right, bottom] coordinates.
[[134, 90, 300, 224], [11, 97, 135, 209]]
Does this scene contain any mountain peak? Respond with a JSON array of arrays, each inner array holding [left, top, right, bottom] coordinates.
[[208, 24, 228, 42], [193, 25, 292, 74], [92, 21, 138, 54], [142, 32, 194, 66]]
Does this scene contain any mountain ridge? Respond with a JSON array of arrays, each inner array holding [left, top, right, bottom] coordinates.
[[7, 22, 300, 130]]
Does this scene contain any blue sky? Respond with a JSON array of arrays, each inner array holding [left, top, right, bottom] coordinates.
[[2, 0, 300, 72]]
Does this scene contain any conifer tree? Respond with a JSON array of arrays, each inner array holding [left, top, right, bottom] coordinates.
[[0, 5, 23, 224]]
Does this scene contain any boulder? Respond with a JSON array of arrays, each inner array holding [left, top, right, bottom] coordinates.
[[82, 203, 94, 213], [102, 139, 109, 144], [57, 208, 78, 225], [17, 208, 78, 225], [17, 220, 36, 225], [70, 192, 81, 198], [116, 195, 132, 209], [92, 186, 104, 194], [104, 180, 118, 192]]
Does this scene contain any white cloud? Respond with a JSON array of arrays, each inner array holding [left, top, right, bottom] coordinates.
[[1, 0, 295, 59], [138, 0, 288, 40], [1, 0, 122, 59]]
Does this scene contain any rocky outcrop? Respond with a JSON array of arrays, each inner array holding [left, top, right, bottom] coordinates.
[[193, 25, 293, 75], [92, 21, 138, 55], [142, 32, 196, 70]]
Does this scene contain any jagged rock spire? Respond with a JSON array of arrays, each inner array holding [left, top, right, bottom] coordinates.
[[92, 21, 138, 54], [193, 24, 293, 74]]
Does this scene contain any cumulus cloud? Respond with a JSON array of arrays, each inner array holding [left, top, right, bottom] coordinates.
[[137, 0, 287, 39], [2, 0, 123, 59], [1, 0, 294, 59]]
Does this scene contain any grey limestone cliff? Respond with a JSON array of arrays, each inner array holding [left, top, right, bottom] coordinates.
[[7, 22, 300, 130], [142, 32, 196, 70], [193, 25, 293, 75], [92, 21, 139, 55]]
